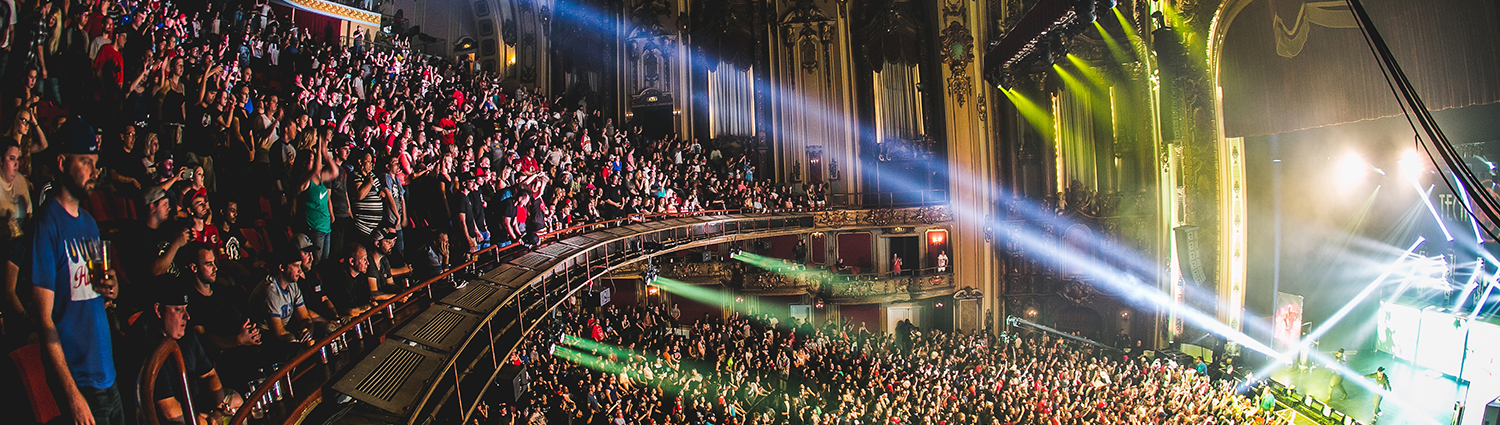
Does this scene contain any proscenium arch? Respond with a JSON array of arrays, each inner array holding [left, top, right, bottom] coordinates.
[[1208, 0, 1257, 333]]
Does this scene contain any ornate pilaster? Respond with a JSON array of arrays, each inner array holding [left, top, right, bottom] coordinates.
[[937, 0, 1002, 334]]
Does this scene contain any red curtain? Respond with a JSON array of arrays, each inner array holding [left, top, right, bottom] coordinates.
[[811, 233, 827, 264], [1221, 0, 1500, 137], [839, 303, 881, 331], [764, 235, 799, 260], [271, 4, 346, 45], [837, 232, 873, 272], [924, 230, 948, 269]]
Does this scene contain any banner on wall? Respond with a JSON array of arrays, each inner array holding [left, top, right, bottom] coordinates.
[[1273, 292, 1304, 352]]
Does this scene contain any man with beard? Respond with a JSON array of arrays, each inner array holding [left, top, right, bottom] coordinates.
[[178, 242, 259, 352], [32, 118, 125, 425], [184, 188, 223, 255], [366, 227, 410, 300]]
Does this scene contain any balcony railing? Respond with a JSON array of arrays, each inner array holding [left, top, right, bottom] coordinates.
[[187, 202, 954, 425]]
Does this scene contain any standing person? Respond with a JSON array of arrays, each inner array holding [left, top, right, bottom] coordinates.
[[347, 150, 386, 238], [1365, 366, 1391, 415], [32, 118, 125, 425], [295, 131, 340, 263], [0, 141, 32, 331], [1329, 348, 1348, 400]]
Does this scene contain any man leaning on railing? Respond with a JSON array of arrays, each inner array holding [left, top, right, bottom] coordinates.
[[125, 285, 244, 424]]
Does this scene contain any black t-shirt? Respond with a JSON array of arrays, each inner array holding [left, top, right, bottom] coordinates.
[[468, 190, 488, 233], [117, 224, 180, 309], [328, 165, 353, 218], [127, 319, 214, 405], [366, 250, 393, 290], [185, 280, 248, 336], [318, 262, 369, 314]]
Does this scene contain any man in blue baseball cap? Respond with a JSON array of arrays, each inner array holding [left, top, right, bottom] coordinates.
[[32, 117, 126, 425]]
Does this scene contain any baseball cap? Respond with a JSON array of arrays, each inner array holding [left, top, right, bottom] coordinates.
[[371, 227, 394, 242], [293, 233, 318, 252], [185, 188, 209, 203], [153, 283, 190, 306], [143, 187, 170, 205], [57, 117, 100, 155]]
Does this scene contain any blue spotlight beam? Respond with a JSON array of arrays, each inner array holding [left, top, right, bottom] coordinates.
[[1412, 181, 1454, 241], [1454, 171, 1485, 244], [1269, 237, 1424, 374]]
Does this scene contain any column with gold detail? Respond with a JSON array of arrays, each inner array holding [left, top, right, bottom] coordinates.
[[937, 0, 1001, 334]]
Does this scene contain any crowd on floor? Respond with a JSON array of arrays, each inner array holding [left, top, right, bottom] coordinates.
[[0, 1, 824, 424], [477, 303, 1285, 425]]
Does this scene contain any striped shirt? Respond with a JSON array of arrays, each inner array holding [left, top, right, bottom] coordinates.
[[349, 172, 385, 235]]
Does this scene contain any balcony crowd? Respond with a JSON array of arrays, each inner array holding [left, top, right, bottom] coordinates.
[[0, 1, 824, 424]]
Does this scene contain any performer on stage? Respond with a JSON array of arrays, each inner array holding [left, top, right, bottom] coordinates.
[[1329, 348, 1348, 400], [1364, 366, 1392, 415]]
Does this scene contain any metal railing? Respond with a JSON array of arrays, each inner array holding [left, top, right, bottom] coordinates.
[[226, 209, 757, 425], [225, 199, 946, 424], [136, 339, 197, 425]]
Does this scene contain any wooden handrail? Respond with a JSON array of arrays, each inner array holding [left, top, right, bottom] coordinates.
[[137, 338, 196, 425], [228, 209, 745, 425]]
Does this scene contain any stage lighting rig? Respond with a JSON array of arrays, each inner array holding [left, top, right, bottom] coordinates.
[[983, 0, 1108, 87], [643, 257, 659, 283]]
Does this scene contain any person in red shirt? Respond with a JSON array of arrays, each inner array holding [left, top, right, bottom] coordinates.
[[433, 112, 457, 144], [184, 188, 224, 256], [94, 33, 126, 87]]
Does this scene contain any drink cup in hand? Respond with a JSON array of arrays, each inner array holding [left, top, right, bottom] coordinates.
[[88, 241, 118, 299]]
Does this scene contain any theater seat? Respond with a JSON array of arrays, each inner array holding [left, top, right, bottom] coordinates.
[[8, 343, 61, 424]]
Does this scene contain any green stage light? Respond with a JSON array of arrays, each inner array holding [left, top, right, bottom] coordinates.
[[1093, 22, 1131, 66], [560, 334, 636, 359], [1067, 54, 1111, 92], [1002, 88, 1054, 139], [1114, 9, 1147, 60], [1054, 64, 1089, 95]]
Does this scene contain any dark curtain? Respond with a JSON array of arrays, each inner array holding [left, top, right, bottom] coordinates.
[[1222, 0, 1500, 137], [763, 235, 799, 260], [837, 232, 874, 272], [839, 303, 881, 330]]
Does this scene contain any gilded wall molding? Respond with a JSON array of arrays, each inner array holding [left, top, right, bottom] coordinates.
[[276, 0, 380, 26], [812, 206, 954, 228]]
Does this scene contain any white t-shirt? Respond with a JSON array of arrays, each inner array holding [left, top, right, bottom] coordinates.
[[0, 173, 32, 239]]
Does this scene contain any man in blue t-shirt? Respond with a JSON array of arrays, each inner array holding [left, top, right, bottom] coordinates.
[[33, 118, 124, 425]]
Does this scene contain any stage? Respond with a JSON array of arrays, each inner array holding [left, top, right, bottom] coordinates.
[[1267, 349, 1497, 424]]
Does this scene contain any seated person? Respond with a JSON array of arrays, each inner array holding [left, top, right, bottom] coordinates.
[[250, 249, 325, 344], [319, 243, 375, 318], [178, 242, 260, 351], [414, 229, 451, 282], [367, 227, 412, 299], [127, 285, 244, 424], [291, 233, 339, 320]]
